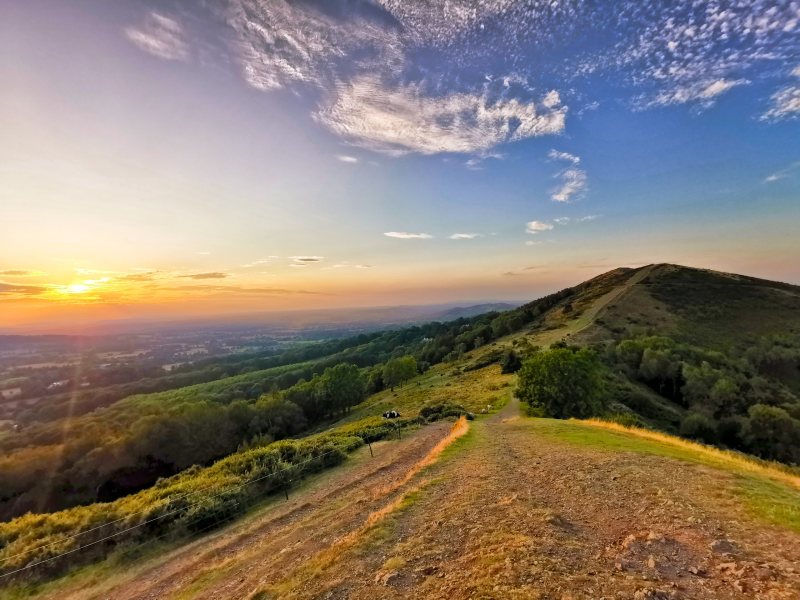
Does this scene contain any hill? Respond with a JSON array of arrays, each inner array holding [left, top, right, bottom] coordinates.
[[1, 263, 799, 598]]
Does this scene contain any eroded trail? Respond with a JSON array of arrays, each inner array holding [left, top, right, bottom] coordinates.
[[276, 400, 800, 600]]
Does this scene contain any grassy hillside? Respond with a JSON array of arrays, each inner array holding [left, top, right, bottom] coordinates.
[[2, 262, 799, 596]]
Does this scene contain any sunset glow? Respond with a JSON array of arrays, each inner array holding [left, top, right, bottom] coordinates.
[[1, 1, 799, 332]]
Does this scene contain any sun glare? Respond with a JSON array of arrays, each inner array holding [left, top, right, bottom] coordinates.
[[66, 283, 91, 294]]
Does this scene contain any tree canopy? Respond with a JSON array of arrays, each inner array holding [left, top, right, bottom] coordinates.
[[516, 347, 606, 419]]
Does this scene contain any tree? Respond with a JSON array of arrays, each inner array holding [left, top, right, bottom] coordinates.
[[320, 363, 366, 415], [679, 412, 717, 444], [743, 404, 800, 463], [515, 348, 606, 419], [500, 349, 522, 374], [382, 356, 417, 390], [251, 395, 307, 439]]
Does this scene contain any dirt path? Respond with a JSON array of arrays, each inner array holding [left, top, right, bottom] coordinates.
[[274, 399, 800, 599], [532, 265, 654, 346]]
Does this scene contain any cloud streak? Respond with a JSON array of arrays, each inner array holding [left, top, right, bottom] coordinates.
[[179, 272, 228, 280], [764, 161, 800, 183], [549, 149, 588, 202], [384, 231, 433, 239], [125, 12, 190, 61]]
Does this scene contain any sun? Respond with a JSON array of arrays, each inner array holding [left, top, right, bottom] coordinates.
[[65, 283, 91, 294]]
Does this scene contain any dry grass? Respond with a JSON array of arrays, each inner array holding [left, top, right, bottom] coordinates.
[[370, 416, 470, 499], [582, 418, 800, 489], [260, 417, 470, 598]]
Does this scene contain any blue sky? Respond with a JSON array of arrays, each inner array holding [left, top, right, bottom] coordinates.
[[0, 0, 798, 327]]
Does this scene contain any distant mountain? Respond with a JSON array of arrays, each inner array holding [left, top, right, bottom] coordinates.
[[433, 302, 518, 321]]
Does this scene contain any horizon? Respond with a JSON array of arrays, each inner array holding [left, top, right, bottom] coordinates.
[[2, 1, 800, 333], [3, 260, 800, 335]]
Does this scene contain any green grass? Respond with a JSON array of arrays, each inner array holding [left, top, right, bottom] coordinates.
[[737, 477, 800, 532], [527, 418, 800, 532]]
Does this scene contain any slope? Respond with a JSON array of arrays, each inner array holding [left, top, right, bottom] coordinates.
[[25, 395, 800, 600], [3, 263, 799, 597]]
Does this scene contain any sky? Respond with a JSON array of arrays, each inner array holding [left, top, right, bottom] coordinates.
[[1, 0, 799, 331]]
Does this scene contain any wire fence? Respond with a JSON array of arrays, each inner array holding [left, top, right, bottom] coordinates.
[[0, 445, 347, 581]]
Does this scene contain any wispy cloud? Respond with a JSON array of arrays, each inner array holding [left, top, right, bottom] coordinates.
[[289, 256, 324, 263], [525, 220, 554, 234], [179, 272, 228, 280], [0, 282, 47, 296], [336, 155, 359, 163], [318, 76, 566, 156], [547, 149, 580, 165], [167, 285, 318, 295], [647, 78, 749, 109], [241, 257, 278, 267], [589, 1, 798, 111], [549, 150, 588, 203], [764, 161, 800, 183], [502, 265, 542, 277], [384, 231, 433, 239], [125, 12, 189, 61], [329, 263, 373, 269], [449, 233, 483, 240], [119, 271, 159, 282], [0, 269, 42, 277], [762, 81, 800, 122], [224, 0, 567, 157], [289, 256, 324, 267]]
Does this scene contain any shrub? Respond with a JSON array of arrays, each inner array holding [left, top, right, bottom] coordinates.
[[419, 401, 469, 422], [679, 412, 718, 444], [516, 348, 607, 419], [500, 349, 522, 374], [603, 412, 644, 428]]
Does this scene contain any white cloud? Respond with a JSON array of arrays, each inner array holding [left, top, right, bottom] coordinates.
[[125, 12, 189, 61], [762, 86, 800, 121], [222, 0, 567, 157], [548, 149, 588, 202], [449, 233, 483, 240], [793, 65, 800, 78], [316, 76, 566, 156], [525, 220, 554, 234], [336, 155, 359, 163], [384, 231, 433, 239], [553, 217, 571, 225], [524, 240, 543, 246], [551, 168, 587, 203], [648, 78, 749, 109], [548, 149, 580, 165], [241, 257, 278, 267], [330, 263, 373, 269], [577, 214, 599, 222], [764, 161, 800, 183]]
